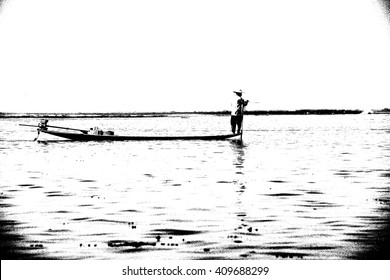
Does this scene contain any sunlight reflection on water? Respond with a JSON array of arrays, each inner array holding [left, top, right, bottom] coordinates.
[[0, 115, 389, 259]]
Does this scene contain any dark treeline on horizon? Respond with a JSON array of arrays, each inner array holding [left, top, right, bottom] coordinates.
[[0, 109, 364, 118], [202, 109, 364, 116]]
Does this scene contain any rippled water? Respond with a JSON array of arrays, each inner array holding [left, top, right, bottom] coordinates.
[[1, 114, 389, 259]]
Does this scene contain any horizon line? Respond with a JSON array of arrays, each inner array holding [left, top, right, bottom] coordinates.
[[0, 109, 370, 118]]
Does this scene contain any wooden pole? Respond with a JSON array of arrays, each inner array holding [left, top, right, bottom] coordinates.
[[19, 124, 88, 134], [240, 115, 243, 141]]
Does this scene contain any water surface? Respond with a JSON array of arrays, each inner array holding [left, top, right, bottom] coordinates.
[[1, 115, 389, 259]]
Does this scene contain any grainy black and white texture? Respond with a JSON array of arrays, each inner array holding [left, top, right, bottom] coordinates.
[[1, 115, 390, 260], [1, 0, 390, 260], [380, 0, 390, 12]]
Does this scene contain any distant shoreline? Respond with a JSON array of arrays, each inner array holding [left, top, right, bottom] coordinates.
[[0, 109, 364, 118]]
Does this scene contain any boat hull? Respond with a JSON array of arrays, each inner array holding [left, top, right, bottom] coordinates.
[[41, 130, 241, 141]]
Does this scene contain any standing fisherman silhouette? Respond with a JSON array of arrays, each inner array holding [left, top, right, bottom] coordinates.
[[230, 89, 249, 134]]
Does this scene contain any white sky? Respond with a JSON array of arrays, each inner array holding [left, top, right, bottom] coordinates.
[[1, 0, 390, 113]]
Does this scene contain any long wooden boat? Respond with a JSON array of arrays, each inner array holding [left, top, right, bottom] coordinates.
[[20, 120, 242, 141], [40, 129, 241, 141]]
